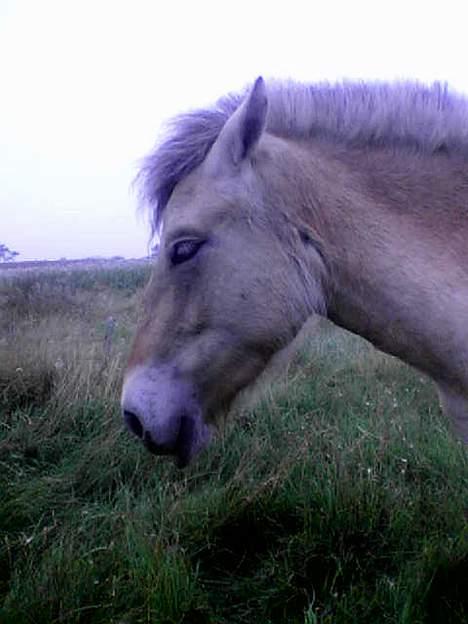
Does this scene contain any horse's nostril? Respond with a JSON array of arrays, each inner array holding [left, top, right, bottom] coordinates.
[[124, 410, 144, 439]]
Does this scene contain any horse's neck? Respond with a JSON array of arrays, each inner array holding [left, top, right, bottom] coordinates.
[[307, 145, 468, 379]]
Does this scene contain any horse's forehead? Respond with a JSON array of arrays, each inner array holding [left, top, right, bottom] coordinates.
[[163, 169, 238, 231]]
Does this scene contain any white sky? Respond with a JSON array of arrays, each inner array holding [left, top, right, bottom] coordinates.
[[1, 0, 468, 260]]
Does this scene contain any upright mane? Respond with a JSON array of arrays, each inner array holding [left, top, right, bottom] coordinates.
[[137, 79, 468, 234]]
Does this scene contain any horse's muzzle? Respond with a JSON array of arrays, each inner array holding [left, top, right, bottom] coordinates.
[[121, 365, 212, 467]]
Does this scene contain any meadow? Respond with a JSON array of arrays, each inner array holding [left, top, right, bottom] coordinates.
[[0, 261, 466, 624]]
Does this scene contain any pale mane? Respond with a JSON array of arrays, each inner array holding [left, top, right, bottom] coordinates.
[[137, 79, 468, 233]]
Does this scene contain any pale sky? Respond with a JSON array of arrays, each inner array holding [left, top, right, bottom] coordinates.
[[1, 0, 468, 260]]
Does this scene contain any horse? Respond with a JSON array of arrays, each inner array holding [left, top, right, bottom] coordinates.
[[121, 76, 468, 467]]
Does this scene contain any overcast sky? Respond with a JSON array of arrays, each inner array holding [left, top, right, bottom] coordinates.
[[2, 0, 468, 260]]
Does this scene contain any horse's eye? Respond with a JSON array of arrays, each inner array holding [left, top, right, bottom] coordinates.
[[170, 239, 205, 265]]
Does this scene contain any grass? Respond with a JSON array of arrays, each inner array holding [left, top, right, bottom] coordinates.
[[0, 263, 467, 623]]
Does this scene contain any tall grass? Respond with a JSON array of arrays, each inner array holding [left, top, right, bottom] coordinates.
[[0, 264, 467, 623]]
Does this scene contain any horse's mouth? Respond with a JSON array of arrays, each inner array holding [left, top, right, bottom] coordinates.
[[173, 413, 196, 468], [143, 412, 211, 468]]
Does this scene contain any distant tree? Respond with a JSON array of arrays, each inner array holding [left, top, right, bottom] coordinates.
[[0, 244, 19, 262]]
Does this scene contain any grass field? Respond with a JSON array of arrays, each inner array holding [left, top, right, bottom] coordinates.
[[0, 262, 467, 623]]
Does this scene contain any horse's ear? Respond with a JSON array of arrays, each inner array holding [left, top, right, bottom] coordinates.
[[211, 77, 268, 168]]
